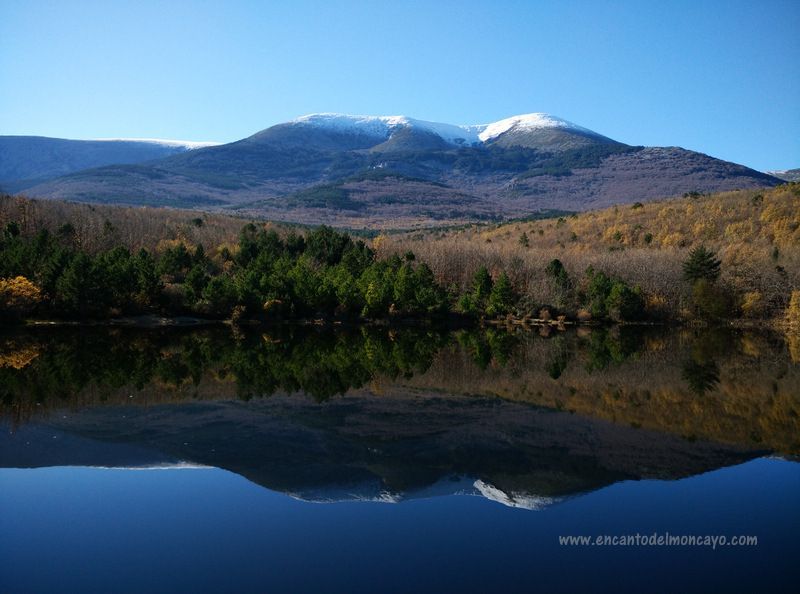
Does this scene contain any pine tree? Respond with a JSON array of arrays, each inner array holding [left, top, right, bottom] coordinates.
[[486, 272, 515, 316], [683, 246, 721, 283], [471, 266, 493, 307]]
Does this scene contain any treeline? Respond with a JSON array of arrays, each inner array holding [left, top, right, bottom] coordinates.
[[0, 222, 452, 321], [2, 185, 798, 325], [0, 214, 786, 326]]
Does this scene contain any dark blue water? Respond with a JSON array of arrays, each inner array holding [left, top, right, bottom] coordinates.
[[1, 458, 798, 594], [1, 326, 799, 593]]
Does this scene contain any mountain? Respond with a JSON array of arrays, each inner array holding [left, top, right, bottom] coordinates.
[[768, 168, 800, 182], [10, 113, 781, 228], [1, 393, 758, 509], [0, 135, 218, 193]]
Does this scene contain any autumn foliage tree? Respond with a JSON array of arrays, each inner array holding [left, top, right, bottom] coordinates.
[[0, 276, 43, 320]]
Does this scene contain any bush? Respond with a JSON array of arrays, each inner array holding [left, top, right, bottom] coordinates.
[[0, 276, 43, 319], [606, 282, 645, 322], [740, 291, 765, 319], [690, 279, 732, 320]]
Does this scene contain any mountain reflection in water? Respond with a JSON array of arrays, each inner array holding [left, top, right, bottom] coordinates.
[[1, 325, 798, 507]]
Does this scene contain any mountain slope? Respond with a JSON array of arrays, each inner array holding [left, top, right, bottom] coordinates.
[[0, 135, 218, 192], [16, 113, 781, 228], [769, 168, 800, 182]]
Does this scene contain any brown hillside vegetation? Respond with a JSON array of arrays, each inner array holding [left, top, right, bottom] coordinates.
[[0, 194, 265, 254], [378, 184, 800, 320]]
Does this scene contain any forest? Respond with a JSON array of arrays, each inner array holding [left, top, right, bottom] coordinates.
[[0, 183, 798, 327]]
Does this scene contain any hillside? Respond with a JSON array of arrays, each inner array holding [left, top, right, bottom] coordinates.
[[2, 184, 798, 324], [0, 136, 217, 193], [770, 168, 800, 182], [13, 113, 781, 228], [378, 184, 800, 320]]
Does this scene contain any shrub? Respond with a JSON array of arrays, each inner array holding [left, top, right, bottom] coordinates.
[[740, 291, 765, 319], [690, 279, 731, 320], [0, 276, 43, 318], [606, 282, 645, 322]]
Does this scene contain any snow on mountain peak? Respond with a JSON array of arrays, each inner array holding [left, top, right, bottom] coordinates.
[[475, 113, 593, 142], [292, 113, 481, 145], [291, 112, 595, 146]]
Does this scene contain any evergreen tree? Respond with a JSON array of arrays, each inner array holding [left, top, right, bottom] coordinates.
[[486, 272, 515, 316], [55, 253, 96, 316], [683, 246, 721, 283], [546, 258, 570, 290], [471, 266, 493, 308], [134, 249, 162, 307], [185, 264, 210, 304], [606, 281, 645, 321]]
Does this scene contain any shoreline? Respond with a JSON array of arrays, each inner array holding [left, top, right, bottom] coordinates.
[[8, 313, 789, 332]]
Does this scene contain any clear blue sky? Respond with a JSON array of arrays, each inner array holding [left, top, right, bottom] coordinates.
[[1, 0, 798, 171]]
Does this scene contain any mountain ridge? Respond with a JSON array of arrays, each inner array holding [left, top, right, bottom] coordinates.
[[3, 112, 782, 228], [0, 135, 219, 193]]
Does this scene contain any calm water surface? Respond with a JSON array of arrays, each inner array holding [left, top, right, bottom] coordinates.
[[1, 326, 798, 593]]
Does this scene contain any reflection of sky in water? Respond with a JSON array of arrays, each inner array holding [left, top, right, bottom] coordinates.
[[1, 459, 798, 593], [1, 326, 798, 592]]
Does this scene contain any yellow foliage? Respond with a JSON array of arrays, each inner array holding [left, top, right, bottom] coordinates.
[[693, 221, 716, 239], [740, 335, 761, 358], [740, 292, 764, 319], [645, 293, 668, 315], [0, 344, 40, 369], [660, 232, 685, 248], [0, 276, 43, 314], [788, 334, 800, 364], [372, 234, 387, 252], [787, 291, 800, 331], [155, 238, 193, 253], [724, 221, 753, 240]]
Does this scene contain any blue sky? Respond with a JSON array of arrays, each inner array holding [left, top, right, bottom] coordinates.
[[1, 0, 798, 171]]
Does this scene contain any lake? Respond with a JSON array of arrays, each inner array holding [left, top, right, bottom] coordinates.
[[1, 325, 798, 593]]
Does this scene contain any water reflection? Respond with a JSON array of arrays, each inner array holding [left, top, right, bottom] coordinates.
[[1, 324, 798, 506]]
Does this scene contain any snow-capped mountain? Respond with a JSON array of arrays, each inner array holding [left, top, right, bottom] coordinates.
[[285, 111, 612, 149], [9, 111, 780, 225]]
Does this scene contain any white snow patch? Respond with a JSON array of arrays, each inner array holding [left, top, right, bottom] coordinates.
[[89, 138, 220, 150], [291, 112, 597, 146], [473, 479, 558, 510], [475, 113, 595, 142], [292, 113, 481, 145], [78, 462, 211, 471]]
